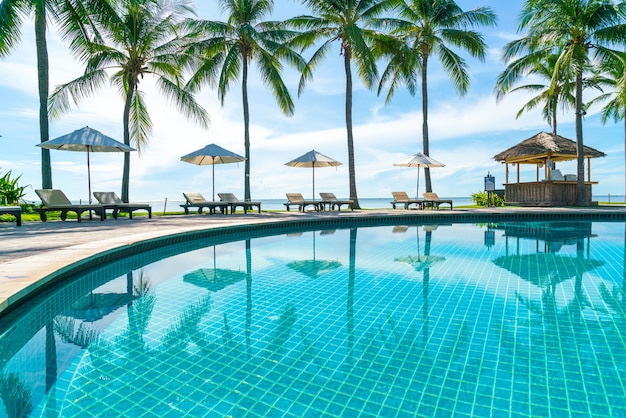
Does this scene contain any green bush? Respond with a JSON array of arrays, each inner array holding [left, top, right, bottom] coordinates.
[[471, 190, 505, 207], [0, 169, 28, 205]]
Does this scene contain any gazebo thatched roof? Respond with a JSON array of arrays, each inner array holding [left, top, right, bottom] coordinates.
[[493, 131, 605, 164]]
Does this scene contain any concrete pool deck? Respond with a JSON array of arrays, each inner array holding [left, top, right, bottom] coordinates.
[[1, 206, 625, 317]]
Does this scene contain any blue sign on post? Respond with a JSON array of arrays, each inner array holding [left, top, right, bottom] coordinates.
[[484, 173, 495, 192]]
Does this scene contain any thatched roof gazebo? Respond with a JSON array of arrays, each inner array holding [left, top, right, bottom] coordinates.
[[494, 131, 605, 166], [493, 132, 605, 206]]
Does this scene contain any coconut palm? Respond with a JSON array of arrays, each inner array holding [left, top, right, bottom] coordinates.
[[184, 0, 306, 202], [287, 0, 397, 209], [589, 51, 626, 197], [48, 0, 209, 202], [0, 0, 91, 190], [377, 0, 496, 193], [502, 0, 626, 206]]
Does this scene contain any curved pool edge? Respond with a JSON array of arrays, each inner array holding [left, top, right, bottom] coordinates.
[[2, 207, 626, 319]]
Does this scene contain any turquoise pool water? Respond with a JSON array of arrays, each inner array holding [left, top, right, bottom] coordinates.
[[1, 220, 626, 417]]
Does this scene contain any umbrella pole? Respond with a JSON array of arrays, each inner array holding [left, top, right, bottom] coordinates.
[[212, 160, 215, 201], [312, 163, 315, 201], [416, 166, 420, 200], [87, 149, 92, 204]]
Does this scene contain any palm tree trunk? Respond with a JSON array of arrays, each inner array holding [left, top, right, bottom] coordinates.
[[243, 57, 251, 202], [422, 54, 432, 194], [35, 3, 52, 189], [575, 70, 586, 205], [121, 82, 135, 203], [344, 51, 360, 209], [623, 111, 625, 199]]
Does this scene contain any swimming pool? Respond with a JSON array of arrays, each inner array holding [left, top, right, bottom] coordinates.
[[1, 219, 625, 417]]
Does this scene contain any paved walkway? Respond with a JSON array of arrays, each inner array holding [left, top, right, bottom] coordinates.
[[1, 206, 625, 317]]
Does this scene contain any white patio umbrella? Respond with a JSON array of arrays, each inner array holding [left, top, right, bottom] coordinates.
[[285, 150, 342, 200], [180, 143, 245, 200], [38, 126, 135, 203], [393, 152, 445, 199]]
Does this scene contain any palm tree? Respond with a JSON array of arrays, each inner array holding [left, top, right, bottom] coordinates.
[[502, 0, 626, 206], [590, 51, 626, 198], [0, 0, 88, 190], [496, 54, 578, 135], [287, 0, 397, 209], [377, 0, 496, 193], [184, 0, 306, 202], [48, 0, 209, 202]]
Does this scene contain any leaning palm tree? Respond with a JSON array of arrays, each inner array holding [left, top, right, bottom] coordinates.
[[0, 0, 93, 190], [496, 54, 578, 135], [287, 0, 397, 209], [502, 0, 626, 206], [49, 0, 209, 202], [184, 0, 306, 202], [377, 0, 496, 194], [590, 51, 626, 198]]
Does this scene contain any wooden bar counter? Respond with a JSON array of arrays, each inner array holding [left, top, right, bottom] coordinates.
[[504, 181, 597, 206]]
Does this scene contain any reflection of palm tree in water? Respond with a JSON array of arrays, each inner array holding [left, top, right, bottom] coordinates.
[[246, 239, 252, 355], [0, 373, 33, 418], [598, 225, 626, 353], [507, 238, 596, 409], [395, 226, 445, 348], [347, 228, 356, 364], [266, 305, 297, 360]]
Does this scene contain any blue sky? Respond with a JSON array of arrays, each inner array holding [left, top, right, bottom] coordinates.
[[0, 0, 624, 205]]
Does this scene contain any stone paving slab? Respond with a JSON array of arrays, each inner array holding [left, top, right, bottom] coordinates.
[[1, 206, 625, 317]]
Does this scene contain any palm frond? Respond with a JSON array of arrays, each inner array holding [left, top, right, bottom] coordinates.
[[129, 90, 152, 155], [156, 76, 210, 128], [217, 46, 243, 105], [0, 0, 26, 56], [48, 69, 109, 119], [256, 49, 295, 115]]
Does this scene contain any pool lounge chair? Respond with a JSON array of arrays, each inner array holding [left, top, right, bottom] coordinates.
[[284, 193, 321, 212], [422, 192, 453, 210], [35, 189, 105, 222], [319, 192, 354, 211], [93, 192, 152, 219], [0, 206, 22, 226], [181, 192, 227, 215], [218, 193, 262, 214], [390, 191, 424, 210]]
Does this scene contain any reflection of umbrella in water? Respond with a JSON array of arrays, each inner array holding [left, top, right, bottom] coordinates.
[[286, 231, 342, 278], [395, 254, 446, 272], [287, 259, 343, 278], [37, 126, 135, 203], [65, 291, 138, 322], [493, 253, 603, 288], [184, 246, 246, 291], [395, 225, 446, 272], [183, 268, 247, 291]]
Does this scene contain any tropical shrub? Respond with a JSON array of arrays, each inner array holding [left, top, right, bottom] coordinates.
[[0, 169, 27, 205], [471, 190, 505, 207]]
